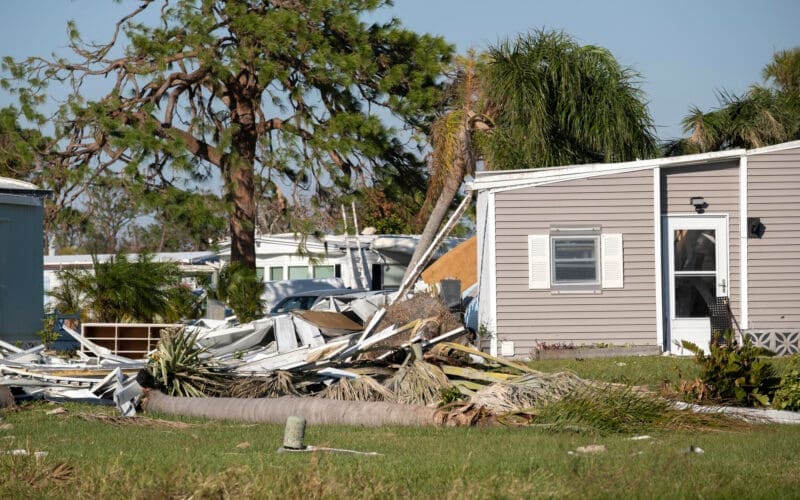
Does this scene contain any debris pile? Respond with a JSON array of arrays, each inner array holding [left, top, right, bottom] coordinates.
[[0, 290, 587, 425]]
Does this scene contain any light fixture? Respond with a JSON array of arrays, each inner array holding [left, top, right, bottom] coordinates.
[[690, 196, 708, 214]]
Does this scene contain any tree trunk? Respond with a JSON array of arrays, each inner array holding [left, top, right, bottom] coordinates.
[[405, 167, 465, 278], [225, 85, 258, 269], [143, 390, 440, 427], [404, 119, 473, 281]]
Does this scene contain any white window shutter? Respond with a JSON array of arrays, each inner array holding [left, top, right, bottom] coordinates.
[[528, 234, 550, 289], [601, 233, 624, 288]]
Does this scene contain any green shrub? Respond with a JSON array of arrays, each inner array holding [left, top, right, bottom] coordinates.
[[773, 355, 800, 411], [215, 262, 264, 323], [682, 331, 780, 407]]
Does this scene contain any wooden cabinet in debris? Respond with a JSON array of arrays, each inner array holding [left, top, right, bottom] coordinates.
[[81, 323, 180, 358]]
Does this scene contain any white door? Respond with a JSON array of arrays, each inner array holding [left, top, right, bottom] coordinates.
[[665, 215, 729, 353]]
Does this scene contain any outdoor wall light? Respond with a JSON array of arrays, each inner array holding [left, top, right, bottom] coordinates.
[[690, 196, 708, 214]]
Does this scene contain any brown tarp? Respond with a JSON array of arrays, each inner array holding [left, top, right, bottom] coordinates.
[[421, 236, 477, 293]]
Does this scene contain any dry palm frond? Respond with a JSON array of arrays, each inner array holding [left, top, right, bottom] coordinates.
[[224, 371, 299, 398], [430, 342, 533, 375], [434, 402, 497, 427], [386, 360, 452, 406], [470, 371, 588, 413], [76, 413, 195, 429], [318, 375, 394, 402], [376, 294, 462, 335]]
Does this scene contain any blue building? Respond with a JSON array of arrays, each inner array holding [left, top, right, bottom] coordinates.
[[0, 176, 47, 342]]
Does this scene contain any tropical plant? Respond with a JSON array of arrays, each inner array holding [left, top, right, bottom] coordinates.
[[214, 262, 264, 323], [50, 253, 193, 323], [773, 355, 800, 411], [405, 30, 658, 275], [147, 327, 227, 398], [667, 47, 800, 154], [681, 331, 780, 407]]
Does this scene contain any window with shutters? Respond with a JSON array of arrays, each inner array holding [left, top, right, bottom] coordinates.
[[551, 236, 600, 286], [528, 228, 623, 292]]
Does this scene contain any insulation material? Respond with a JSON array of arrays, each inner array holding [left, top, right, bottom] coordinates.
[[421, 236, 477, 293]]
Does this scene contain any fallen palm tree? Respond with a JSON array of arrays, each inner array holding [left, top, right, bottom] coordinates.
[[143, 388, 443, 426]]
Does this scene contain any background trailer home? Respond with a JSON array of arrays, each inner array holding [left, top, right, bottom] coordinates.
[[472, 140, 800, 358]]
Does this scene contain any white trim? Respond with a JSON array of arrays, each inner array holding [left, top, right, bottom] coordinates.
[[653, 167, 663, 348], [469, 148, 745, 192], [487, 192, 498, 356], [745, 140, 800, 156], [739, 155, 749, 329], [665, 214, 730, 353]]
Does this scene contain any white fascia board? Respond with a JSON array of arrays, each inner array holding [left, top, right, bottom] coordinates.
[[487, 191, 498, 357], [469, 149, 744, 193], [653, 167, 663, 349], [745, 140, 800, 156], [739, 155, 749, 329]]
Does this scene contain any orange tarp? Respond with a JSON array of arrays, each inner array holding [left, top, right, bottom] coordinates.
[[421, 236, 477, 293]]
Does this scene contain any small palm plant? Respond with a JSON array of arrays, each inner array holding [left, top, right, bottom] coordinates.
[[147, 327, 227, 397]]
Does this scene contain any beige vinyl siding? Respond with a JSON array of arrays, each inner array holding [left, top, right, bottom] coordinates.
[[493, 169, 656, 353], [747, 146, 800, 330], [660, 161, 741, 322]]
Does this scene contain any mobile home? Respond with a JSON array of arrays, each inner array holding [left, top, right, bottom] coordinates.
[[472, 141, 800, 358]]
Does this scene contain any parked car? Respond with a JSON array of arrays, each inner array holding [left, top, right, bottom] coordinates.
[[268, 288, 369, 315]]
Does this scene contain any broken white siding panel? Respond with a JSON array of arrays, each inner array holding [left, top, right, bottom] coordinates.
[[747, 145, 800, 331], [293, 317, 326, 347], [660, 161, 741, 320], [493, 169, 656, 353], [274, 316, 299, 352]]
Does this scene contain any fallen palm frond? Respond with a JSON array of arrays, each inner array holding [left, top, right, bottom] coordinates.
[[376, 294, 462, 335], [470, 371, 588, 413], [430, 342, 533, 375], [224, 371, 299, 398], [386, 359, 452, 406], [76, 413, 195, 429], [531, 385, 667, 434], [319, 375, 395, 402], [147, 327, 228, 398]]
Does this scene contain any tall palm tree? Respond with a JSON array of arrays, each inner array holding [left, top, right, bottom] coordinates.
[[668, 47, 800, 154], [405, 30, 658, 277]]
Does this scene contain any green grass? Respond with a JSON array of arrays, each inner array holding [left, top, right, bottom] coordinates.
[[2, 356, 800, 498], [529, 355, 700, 389]]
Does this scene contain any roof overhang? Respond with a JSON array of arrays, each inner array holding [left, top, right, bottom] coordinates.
[[468, 148, 745, 193]]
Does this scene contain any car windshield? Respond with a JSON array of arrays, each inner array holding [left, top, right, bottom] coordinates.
[[270, 295, 319, 314]]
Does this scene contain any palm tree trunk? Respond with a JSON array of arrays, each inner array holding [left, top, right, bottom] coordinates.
[[405, 168, 466, 279], [143, 390, 441, 426]]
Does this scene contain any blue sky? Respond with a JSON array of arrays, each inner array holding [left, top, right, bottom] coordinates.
[[1, 0, 798, 140]]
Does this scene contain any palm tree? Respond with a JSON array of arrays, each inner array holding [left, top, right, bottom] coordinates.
[[50, 254, 194, 322], [405, 30, 658, 277], [668, 47, 800, 154]]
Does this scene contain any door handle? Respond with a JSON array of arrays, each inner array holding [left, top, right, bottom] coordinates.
[[720, 278, 727, 295]]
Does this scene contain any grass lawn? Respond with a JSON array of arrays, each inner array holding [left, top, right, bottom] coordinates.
[[2, 356, 799, 499]]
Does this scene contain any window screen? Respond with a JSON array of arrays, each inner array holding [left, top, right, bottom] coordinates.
[[551, 237, 600, 284]]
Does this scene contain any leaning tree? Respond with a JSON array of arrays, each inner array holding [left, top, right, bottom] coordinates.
[[3, 0, 451, 266], [405, 30, 659, 277]]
